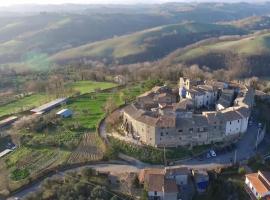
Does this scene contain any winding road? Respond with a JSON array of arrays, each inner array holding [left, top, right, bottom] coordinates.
[[8, 115, 269, 200]]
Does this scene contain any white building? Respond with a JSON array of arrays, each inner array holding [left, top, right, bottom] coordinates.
[[222, 107, 249, 136], [56, 109, 73, 118]]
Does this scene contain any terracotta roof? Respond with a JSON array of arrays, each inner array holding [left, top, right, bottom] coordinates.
[[246, 173, 270, 195], [164, 179, 178, 193], [139, 168, 164, 183], [148, 174, 164, 192]]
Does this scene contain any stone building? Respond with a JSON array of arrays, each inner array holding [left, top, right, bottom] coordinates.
[[122, 79, 254, 148]]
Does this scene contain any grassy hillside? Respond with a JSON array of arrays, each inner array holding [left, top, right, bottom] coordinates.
[[166, 31, 270, 76], [0, 13, 170, 66], [50, 22, 246, 64], [227, 16, 270, 31]]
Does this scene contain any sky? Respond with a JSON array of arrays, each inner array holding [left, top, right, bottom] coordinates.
[[0, 0, 263, 6]]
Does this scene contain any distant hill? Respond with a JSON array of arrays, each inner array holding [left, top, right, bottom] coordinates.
[[50, 22, 246, 64], [1, 2, 270, 70], [162, 31, 270, 76], [226, 16, 270, 31], [0, 13, 170, 65]]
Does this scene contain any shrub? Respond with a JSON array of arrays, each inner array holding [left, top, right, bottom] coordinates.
[[238, 167, 246, 175], [11, 168, 30, 181]]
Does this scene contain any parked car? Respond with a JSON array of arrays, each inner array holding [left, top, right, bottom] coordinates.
[[210, 150, 216, 157]]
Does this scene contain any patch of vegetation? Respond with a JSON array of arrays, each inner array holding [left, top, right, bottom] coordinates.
[[0, 93, 51, 117], [247, 155, 270, 172], [67, 81, 118, 94], [106, 137, 194, 164], [255, 98, 270, 132], [24, 168, 134, 200], [10, 168, 30, 181]]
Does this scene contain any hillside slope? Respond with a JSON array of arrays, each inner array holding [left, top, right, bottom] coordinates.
[[227, 16, 270, 31], [164, 31, 270, 76], [50, 22, 246, 64], [0, 13, 170, 65]]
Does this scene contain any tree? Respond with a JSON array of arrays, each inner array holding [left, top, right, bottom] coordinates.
[[91, 186, 109, 200], [110, 195, 119, 200]]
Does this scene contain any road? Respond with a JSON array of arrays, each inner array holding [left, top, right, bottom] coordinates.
[[9, 116, 268, 199]]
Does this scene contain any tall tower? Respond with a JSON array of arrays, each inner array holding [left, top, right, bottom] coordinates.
[[179, 77, 190, 99]]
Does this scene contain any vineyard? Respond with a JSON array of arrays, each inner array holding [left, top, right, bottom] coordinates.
[[68, 133, 106, 164]]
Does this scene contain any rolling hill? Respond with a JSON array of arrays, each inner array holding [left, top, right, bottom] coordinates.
[[227, 16, 270, 31], [0, 12, 171, 65], [50, 22, 246, 64], [163, 31, 270, 76], [1, 2, 270, 71]]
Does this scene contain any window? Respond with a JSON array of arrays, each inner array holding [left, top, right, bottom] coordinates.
[[178, 129, 183, 133], [160, 132, 163, 136], [230, 121, 232, 125], [179, 137, 182, 140], [199, 134, 201, 138], [189, 128, 193, 132], [238, 120, 240, 123], [154, 191, 157, 196], [166, 132, 168, 135]]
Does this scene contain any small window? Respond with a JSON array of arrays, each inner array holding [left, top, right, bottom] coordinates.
[[178, 129, 183, 133], [166, 132, 168, 135], [160, 132, 163, 136], [230, 121, 232, 125], [179, 137, 182, 140], [238, 120, 240, 123]]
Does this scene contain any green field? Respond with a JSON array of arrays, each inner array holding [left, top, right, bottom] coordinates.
[[0, 81, 117, 118], [0, 94, 52, 118], [68, 81, 118, 94]]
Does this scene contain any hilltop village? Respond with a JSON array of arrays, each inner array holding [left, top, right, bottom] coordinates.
[[122, 77, 255, 148]]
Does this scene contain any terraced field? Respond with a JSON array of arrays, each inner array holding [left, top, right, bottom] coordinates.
[[68, 133, 106, 164]]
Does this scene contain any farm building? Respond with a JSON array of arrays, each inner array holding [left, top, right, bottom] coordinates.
[[31, 98, 67, 114], [56, 109, 73, 118], [0, 116, 18, 129]]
